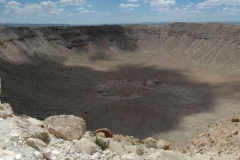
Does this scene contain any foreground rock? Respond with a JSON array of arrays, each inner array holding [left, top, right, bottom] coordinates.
[[8, 116, 51, 144], [44, 115, 86, 141], [26, 138, 51, 159], [75, 137, 100, 154], [190, 118, 240, 155], [0, 115, 238, 160], [0, 103, 13, 119], [0, 149, 16, 160]]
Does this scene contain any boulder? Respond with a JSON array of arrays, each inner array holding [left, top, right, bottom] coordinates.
[[0, 103, 13, 119], [8, 117, 51, 144], [26, 138, 51, 159], [44, 115, 86, 140], [75, 137, 100, 155], [157, 139, 171, 150]]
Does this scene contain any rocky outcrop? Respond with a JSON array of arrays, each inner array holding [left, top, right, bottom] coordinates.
[[44, 115, 86, 141], [0, 103, 238, 159], [8, 116, 51, 144], [0, 103, 13, 119]]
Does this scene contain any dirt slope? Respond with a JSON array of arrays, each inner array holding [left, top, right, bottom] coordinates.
[[0, 23, 240, 149]]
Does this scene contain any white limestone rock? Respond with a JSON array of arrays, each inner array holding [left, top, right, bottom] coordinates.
[[8, 117, 51, 144], [121, 153, 141, 160], [44, 115, 86, 141], [26, 138, 52, 159], [0, 103, 13, 119], [75, 137, 100, 155]]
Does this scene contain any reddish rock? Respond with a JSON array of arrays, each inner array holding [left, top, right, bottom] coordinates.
[[94, 128, 113, 138], [231, 118, 240, 123]]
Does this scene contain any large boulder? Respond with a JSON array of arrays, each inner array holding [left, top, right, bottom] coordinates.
[[8, 116, 51, 144], [0, 103, 13, 119], [44, 115, 86, 140]]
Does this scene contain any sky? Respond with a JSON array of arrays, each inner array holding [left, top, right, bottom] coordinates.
[[0, 0, 240, 24]]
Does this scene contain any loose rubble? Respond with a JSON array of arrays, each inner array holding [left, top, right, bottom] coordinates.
[[0, 101, 239, 160]]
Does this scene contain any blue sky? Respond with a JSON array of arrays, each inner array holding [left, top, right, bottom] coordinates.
[[0, 0, 240, 24]]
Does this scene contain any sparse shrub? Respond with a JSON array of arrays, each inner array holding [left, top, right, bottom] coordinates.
[[136, 139, 144, 145], [95, 137, 109, 150]]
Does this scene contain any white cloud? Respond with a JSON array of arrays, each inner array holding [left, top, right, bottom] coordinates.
[[127, 0, 138, 2], [4, 1, 64, 16], [0, 0, 6, 3], [41, 1, 63, 14], [196, 0, 240, 9], [76, 7, 84, 10], [222, 7, 240, 13], [86, 4, 92, 7], [143, 0, 176, 8], [76, 7, 109, 15], [119, 3, 140, 12], [77, 9, 94, 14], [182, 3, 196, 11], [121, 8, 135, 12], [119, 3, 140, 9], [196, 0, 221, 9], [59, 0, 86, 6]]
